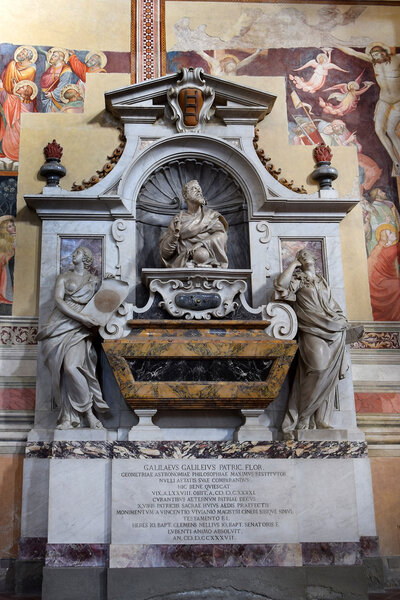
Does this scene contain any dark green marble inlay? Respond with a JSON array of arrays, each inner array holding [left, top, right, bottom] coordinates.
[[127, 358, 273, 382]]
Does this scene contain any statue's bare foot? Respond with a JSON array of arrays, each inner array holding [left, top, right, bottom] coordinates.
[[316, 421, 334, 430], [86, 411, 104, 429], [296, 418, 309, 430], [56, 420, 72, 430]]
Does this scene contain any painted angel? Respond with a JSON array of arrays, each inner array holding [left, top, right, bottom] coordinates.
[[318, 71, 374, 117], [289, 48, 348, 94]]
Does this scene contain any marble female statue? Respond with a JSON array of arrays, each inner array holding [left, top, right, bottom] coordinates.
[[38, 246, 109, 429], [159, 180, 228, 268], [274, 249, 349, 436]]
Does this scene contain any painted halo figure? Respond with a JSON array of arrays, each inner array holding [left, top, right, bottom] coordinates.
[[38, 246, 109, 429], [274, 249, 349, 437], [159, 180, 228, 268], [367, 223, 400, 321], [0, 215, 16, 305]]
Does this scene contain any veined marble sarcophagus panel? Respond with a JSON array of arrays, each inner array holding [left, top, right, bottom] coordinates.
[[103, 320, 297, 410]]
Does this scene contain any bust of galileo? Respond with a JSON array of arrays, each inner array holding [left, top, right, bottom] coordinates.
[[159, 180, 228, 268]]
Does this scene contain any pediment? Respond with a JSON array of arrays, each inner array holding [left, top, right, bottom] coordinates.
[[105, 68, 276, 127]]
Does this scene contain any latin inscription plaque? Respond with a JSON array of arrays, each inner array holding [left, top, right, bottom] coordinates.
[[112, 459, 296, 544]]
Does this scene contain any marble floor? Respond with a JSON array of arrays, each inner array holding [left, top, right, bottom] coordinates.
[[0, 596, 41, 600], [0, 591, 400, 600]]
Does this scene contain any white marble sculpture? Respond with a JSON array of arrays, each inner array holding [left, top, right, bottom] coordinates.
[[274, 248, 349, 437], [37, 246, 110, 429], [159, 180, 228, 268]]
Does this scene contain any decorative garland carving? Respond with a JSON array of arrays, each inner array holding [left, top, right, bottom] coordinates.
[[71, 129, 126, 191], [253, 129, 307, 194]]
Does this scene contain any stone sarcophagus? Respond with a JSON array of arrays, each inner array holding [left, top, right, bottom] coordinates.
[[103, 320, 297, 410]]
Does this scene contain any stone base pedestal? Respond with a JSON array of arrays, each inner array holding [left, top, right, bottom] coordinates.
[[129, 410, 164, 441], [15, 558, 44, 596], [22, 438, 378, 600], [41, 565, 371, 600], [292, 429, 365, 442], [234, 409, 275, 441], [42, 566, 106, 600]]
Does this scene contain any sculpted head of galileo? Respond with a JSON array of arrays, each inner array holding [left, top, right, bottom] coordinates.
[[182, 180, 206, 208]]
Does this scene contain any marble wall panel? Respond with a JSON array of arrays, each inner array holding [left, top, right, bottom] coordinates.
[[47, 458, 111, 544], [109, 542, 303, 568], [20, 457, 50, 538], [353, 459, 377, 538], [108, 538, 377, 568], [18, 536, 47, 560], [353, 364, 400, 384], [45, 543, 108, 567], [295, 460, 359, 543]]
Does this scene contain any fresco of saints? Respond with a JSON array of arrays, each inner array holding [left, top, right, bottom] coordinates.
[[0, 80, 38, 163], [318, 120, 382, 195], [60, 84, 84, 113], [338, 43, 400, 175], [361, 188, 400, 256], [1, 46, 37, 94], [68, 51, 107, 83], [318, 72, 374, 117], [40, 48, 74, 112], [289, 48, 348, 94]]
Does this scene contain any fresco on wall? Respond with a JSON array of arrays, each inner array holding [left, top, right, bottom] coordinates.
[[0, 43, 128, 314], [0, 43, 130, 170], [0, 176, 17, 316], [165, 2, 400, 322]]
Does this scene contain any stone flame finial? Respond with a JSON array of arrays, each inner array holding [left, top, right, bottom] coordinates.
[[311, 142, 338, 191], [40, 140, 66, 187], [313, 142, 333, 164], [44, 139, 63, 161]]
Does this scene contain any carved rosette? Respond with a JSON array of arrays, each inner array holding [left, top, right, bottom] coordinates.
[[167, 68, 215, 133]]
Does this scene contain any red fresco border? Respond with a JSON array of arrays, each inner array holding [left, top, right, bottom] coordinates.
[[0, 388, 35, 410], [355, 392, 400, 414]]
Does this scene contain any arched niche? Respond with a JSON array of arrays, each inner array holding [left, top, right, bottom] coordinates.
[[118, 135, 268, 303]]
